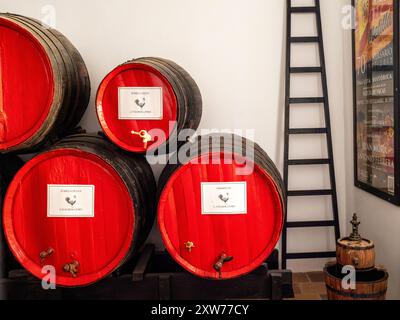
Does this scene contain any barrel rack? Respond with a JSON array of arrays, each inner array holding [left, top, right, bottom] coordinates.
[[0, 244, 293, 300]]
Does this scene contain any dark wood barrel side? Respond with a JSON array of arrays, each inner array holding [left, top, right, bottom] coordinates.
[[96, 57, 202, 154], [336, 238, 375, 271], [138, 57, 203, 138], [7, 14, 91, 135], [0, 13, 90, 153], [157, 133, 285, 280], [158, 133, 286, 210], [2, 134, 156, 286]]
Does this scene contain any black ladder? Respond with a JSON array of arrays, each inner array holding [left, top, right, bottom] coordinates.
[[282, 0, 340, 269]]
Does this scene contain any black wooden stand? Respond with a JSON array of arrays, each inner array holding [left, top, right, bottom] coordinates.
[[0, 244, 293, 300]]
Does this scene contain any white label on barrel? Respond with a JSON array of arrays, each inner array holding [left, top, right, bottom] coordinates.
[[118, 87, 163, 120], [47, 185, 95, 218], [201, 182, 247, 215]]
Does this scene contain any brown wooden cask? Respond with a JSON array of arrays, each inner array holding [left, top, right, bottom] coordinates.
[[336, 238, 375, 271], [336, 214, 375, 270]]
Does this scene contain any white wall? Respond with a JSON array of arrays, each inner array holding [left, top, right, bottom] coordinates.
[[342, 1, 400, 300], [2, 0, 351, 273]]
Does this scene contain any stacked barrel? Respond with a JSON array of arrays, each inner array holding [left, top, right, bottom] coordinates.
[[324, 214, 388, 300], [0, 13, 286, 288], [3, 134, 156, 286], [157, 134, 285, 279], [96, 57, 202, 154]]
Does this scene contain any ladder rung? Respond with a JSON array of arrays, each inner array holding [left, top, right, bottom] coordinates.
[[286, 252, 337, 260], [289, 97, 325, 104], [290, 36, 319, 43], [288, 159, 330, 166], [288, 128, 327, 135], [290, 7, 317, 14], [288, 190, 333, 197], [287, 220, 335, 228], [290, 67, 322, 73]]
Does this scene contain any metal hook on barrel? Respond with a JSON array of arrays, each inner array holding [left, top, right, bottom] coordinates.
[[131, 130, 152, 149]]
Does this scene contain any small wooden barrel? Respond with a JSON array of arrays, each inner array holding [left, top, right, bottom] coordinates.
[[324, 262, 388, 300], [2, 134, 156, 287], [0, 155, 24, 278], [337, 237, 375, 271], [157, 133, 285, 280], [96, 57, 202, 154], [0, 13, 90, 153]]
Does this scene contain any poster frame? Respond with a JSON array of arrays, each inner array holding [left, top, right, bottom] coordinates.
[[352, 0, 400, 205]]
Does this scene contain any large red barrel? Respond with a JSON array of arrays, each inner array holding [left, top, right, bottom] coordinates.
[[0, 13, 90, 153], [96, 57, 202, 154], [157, 134, 285, 280], [2, 134, 156, 287]]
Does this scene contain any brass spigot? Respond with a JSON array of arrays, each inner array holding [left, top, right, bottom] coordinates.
[[63, 260, 79, 278], [131, 130, 152, 149], [214, 253, 233, 279], [39, 248, 54, 264], [184, 241, 195, 253]]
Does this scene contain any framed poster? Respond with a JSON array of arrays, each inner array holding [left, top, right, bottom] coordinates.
[[353, 0, 400, 204]]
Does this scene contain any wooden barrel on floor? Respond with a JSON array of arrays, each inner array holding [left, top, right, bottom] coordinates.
[[96, 57, 202, 154], [157, 133, 285, 280], [2, 134, 156, 287], [0, 13, 90, 153], [0, 155, 24, 278], [336, 214, 375, 271], [324, 262, 388, 300]]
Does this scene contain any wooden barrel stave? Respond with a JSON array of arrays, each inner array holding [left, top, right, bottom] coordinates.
[[96, 57, 202, 153], [157, 133, 285, 280], [5, 14, 74, 143], [2, 134, 156, 286], [324, 262, 388, 300], [128, 57, 195, 152], [159, 134, 286, 206], [0, 14, 66, 150], [336, 238, 375, 271], [141, 57, 202, 134], [0, 155, 24, 277], [49, 133, 156, 246], [8, 14, 90, 134]]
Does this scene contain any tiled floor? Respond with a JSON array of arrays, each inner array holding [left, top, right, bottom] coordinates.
[[291, 272, 327, 300]]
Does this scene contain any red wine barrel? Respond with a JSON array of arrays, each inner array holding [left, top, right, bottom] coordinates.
[[96, 57, 202, 154], [157, 134, 285, 280], [2, 134, 156, 287], [0, 155, 24, 278], [0, 13, 90, 153]]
